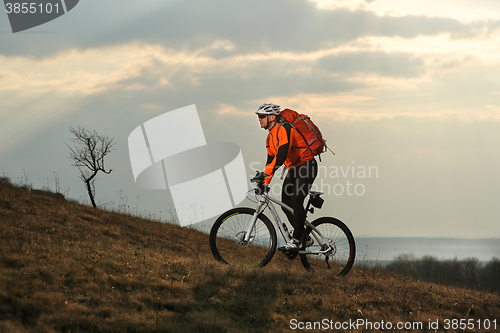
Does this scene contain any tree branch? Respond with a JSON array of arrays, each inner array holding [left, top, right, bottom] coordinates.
[[66, 126, 116, 208]]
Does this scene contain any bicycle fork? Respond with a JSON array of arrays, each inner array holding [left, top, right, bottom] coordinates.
[[243, 196, 267, 244]]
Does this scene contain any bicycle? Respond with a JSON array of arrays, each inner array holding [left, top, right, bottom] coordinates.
[[209, 171, 356, 276]]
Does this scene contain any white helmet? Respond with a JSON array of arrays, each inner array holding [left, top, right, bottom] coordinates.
[[256, 103, 281, 115]]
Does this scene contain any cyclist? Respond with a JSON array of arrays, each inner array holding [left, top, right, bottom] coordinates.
[[255, 103, 318, 250]]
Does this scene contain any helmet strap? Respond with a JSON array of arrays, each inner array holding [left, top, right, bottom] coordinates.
[[267, 115, 277, 131]]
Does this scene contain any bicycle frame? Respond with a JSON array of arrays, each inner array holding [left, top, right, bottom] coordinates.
[[243, 191, 332, 255]]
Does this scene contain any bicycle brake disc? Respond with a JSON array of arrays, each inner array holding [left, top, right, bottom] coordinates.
[[235, 231, 254, 247]]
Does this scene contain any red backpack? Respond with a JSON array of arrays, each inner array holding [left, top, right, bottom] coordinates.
[[280, 108, 328, 165]]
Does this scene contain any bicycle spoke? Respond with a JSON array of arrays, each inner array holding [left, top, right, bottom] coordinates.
[[210, 208, 277, 268], [300, 217, 355, 276]]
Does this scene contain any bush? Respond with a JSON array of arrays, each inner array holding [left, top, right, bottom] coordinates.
[[384, 255, 500, 292], [0, 176, 11, 184]]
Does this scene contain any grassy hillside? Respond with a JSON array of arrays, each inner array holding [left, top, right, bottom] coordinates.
[[0, 181, 499, 332]]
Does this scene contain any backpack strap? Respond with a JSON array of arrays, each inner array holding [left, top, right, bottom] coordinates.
[[279, 120, 313, 170], [287, 120, 317, 158]]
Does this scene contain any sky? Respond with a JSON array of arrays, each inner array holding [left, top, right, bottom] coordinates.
[[2, 0, 500, 242]]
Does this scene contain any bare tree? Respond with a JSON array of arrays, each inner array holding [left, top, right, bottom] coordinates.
[[66, 126, 115, 208]]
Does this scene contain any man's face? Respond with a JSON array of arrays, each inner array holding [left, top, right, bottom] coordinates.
[[258, 114, 275, 129]]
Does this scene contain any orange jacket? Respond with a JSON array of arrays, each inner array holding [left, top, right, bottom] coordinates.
[[263, 122, 312, 185]]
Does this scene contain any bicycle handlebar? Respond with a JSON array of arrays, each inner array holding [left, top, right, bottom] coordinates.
[[250, 171, 269, 195]]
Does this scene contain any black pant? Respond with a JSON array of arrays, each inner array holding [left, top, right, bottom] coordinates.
[[281, 158, 318, 242]]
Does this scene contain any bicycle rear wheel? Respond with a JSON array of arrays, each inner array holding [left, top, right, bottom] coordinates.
[[300, 217, 355, 276], [210, 207, 277, 268]]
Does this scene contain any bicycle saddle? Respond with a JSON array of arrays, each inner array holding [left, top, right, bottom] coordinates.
[[309, 191, 324, 198]]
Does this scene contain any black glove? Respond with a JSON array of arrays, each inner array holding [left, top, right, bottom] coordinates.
[[251, 170, 268, 183]]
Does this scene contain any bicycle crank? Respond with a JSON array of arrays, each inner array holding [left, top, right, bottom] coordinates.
[[278, 247, 298, 260]]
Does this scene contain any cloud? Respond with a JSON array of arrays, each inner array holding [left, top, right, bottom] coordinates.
[[119, 1, 475, 53], [309, 0, 500, 22], [3, 5, 500, 152], [216, 103, 250, 117], [0, 44, 162, 97], [2, 31, 500, 133], [308, 0, 371, 11], [317, 51, 424, 77], [2, 0, 489, 58]]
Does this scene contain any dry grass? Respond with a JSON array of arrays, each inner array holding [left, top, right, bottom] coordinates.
[[0, 182, 499, 332]]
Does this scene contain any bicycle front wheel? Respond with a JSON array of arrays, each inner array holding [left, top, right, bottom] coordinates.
[[210, 207, 277, 268], [300, 217, 355, 276]]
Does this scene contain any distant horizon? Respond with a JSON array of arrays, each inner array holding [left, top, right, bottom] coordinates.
[[355, 237, 500, 262], [356, 236, 500, 240]]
